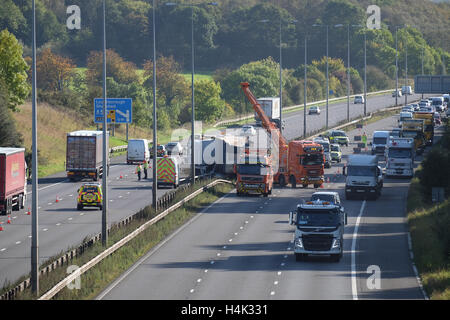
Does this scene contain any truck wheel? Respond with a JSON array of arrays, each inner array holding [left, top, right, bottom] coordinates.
[[345, 192, 352, 200], [263, 192, 269, 197], [302, 184, 308, 188], [290, 176, 296, 188], [77, 204, 83, 211], [278, 175, 286, 188], [99, 205, 103, 211], [314, 184, 320, 188]]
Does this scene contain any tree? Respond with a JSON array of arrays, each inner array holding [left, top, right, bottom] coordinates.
[[194, 79, 226, 123], [143, 55, 189, 108], [0, 78, 23, 147], [36, 48, 76, 91], [0, 0, 26, 35], [86, 49, 139, 86], [0, 29, 30, 111]]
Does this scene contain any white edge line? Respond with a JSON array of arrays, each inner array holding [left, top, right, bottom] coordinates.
[[96, 190, 234, 300], [351, 200, 366, 301], [407, 232, 429, 300]]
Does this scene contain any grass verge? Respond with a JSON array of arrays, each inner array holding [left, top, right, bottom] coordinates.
[[406, 174, 450, 300], [10, 180, 233, 300]]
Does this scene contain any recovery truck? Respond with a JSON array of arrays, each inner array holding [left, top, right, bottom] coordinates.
[[385, 138, 415, 178], [241, 82, 325, 188], [66, 130, 109, 181], [400, 119, 426, 153], [413, 112, 434, 145], [289, 200, 346, 262], [236, 153, 273, 197], [0, 148, 27, 215], [343, 155, 383, 200]]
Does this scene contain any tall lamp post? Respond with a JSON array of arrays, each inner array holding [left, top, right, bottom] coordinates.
[[31, 0, 39, 296], [334, 24, 351, 122], [312, 24, 329, 128], [151, 0, 157, 209], [351, 25, 367, 116], [304, 35, 307, 138], [165, 2, 217, 184], [101, 0, 108, 247]]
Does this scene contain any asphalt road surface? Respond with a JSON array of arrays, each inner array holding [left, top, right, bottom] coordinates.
[[99, 113, 441, 300]]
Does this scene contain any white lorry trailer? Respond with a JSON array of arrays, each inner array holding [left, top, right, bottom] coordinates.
[[255, 97, 281, 128], [385, 138, 414, 178], [344, 155, 383, 200]]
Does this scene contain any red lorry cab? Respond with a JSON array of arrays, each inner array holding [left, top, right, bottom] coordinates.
[[0, 147, 27, 215]]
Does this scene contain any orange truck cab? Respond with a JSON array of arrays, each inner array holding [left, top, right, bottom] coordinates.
[[236, 154, 273, 197], [284, 141, 325, 188]]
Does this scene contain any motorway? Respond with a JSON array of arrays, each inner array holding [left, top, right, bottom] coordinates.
[[0, 91, 429, 292], [98, 113, 437, 300]]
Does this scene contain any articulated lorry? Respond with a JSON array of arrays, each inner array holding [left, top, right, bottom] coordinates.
[[344, 155, 383, 200], [236, 153, 273, 197], [241, 82, 325, 188], [413, 112, 434, 145], [289, 200, 346, 262], [66, 130, 109, 181], [0, 148, 27, 215], [385, 138, 415, 178]]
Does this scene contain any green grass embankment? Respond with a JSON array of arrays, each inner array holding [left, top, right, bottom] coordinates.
[[11, 180, 233, 300]]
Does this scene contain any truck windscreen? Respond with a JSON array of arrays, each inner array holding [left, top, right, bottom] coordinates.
[[373, 137, 387, 144], [388, 148, 412, 158], [237, 164, 269, 175], [296, 209, 340, 227], [347, 166, 376, 177], [300, 154, 323, 166]]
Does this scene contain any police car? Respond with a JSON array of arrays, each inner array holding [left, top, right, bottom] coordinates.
[[77, 183, 103, 210]]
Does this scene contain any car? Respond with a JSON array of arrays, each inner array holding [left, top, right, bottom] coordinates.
[[420, 99, 430, 106], [401, 106, 414, 113], [354, 95, 364, 104], [330, 144, 342, 162], [150, 144, 167, 158], [324, 130, 349, 146], [401, 86, 413, 95], [389, 128, 402, 138], [434, 112, 441, 125], [410, 103, 420, 112], [77, 183, 103, 210], [165, 142, 183, 156], [240, 125, 257, 136], [308, 106, 321, 114], [392, 90, 402, 97]]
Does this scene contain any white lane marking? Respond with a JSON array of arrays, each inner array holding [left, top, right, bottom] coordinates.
[[56, 223, 61, 226], [43, 228, 48, 232], [204, 270, 208, 273], [274, 281, 279, 285], [228, 239, 233, 242], [80, 213, 84, 216], [28, 235, 32, 238], [223, 246, 227, 249], [48, 203, 52, 205], [217, 253, 221, 256], [240, 226, 243, 230], [12, 216, 17, 219], [118, 196, 122, 198], [407, 233, 429, 300], [250, 215, 254, 218], [96, 191, 234, 300], [69, 194, 73, 197], [281, 262, 285, 267], [0, 248, 6, 252], [68, 218, 73, 221], [190, 289, 195, 293], [277, 271, 282, 276], [27, 180, 67, 195], [351, 200, 366, 301], [245, 221, 248, 224], [16, 241, 21, 245], [197, 278, 202, 283], [270, 291, 275, 296], [234, 232, 238, 236]]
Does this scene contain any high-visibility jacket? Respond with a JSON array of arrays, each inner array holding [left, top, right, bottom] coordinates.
[[143, 162, 149, 169], [136, 165, 142, 173]]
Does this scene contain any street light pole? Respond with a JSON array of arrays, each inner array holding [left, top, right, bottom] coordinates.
[[152, 0, 158, 209], [364, 29, 367, 116], [395, 27, 398, 107], [190, 4, 195, 184], [101, 0, 108, 246], [279, 18, 283, 134], [31, 0, 39, 296], [304, 36, 307, 138], [326, 25, 329, 128], [405, 42, 408, 106], [347, 24, 350, 122]]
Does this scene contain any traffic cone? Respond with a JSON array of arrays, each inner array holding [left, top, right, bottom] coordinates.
[[26, 207, 31, 215], [320, 183, 324, 189], [0, 222, 3, 231], [7, 215, 11, 224], [55, 195, 59, 203], [120, 173, 123, 179]]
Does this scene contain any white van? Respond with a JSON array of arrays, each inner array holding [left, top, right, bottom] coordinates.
[[127, 139, 150, 164], [402, 86, 413, 95], [371, 131, 390, 155], [398, 111, 413, 128]]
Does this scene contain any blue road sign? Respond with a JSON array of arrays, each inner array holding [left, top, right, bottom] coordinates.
[[94, 98, 132, 124]]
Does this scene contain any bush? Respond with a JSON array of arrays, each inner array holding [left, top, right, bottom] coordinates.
[[418, 148, 450, 196]]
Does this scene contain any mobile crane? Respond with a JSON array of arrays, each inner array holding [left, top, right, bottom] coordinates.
[[240, 82, 325, 188]]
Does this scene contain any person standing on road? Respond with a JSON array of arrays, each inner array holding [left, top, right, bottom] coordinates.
[[136, 163, 142, 181], [143, 160, 149, 179], [362, 132, 367, 146]]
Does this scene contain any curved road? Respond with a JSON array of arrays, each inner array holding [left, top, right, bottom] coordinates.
[[98, 114, 437, 300]]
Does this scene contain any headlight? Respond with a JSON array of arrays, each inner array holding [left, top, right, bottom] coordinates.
[[332, 239, 341, 249], [295, 238, 303, 248]]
